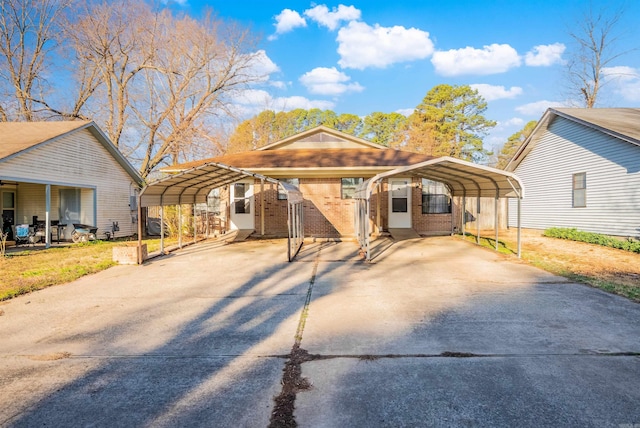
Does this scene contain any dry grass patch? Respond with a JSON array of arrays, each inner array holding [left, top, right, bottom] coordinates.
[[464, 229, 640, 302]]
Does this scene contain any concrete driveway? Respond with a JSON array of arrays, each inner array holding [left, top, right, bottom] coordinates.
[[1, 237, 639, 427]]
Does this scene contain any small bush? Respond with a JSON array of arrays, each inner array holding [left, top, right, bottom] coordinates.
[[543, 227, 640, 253]]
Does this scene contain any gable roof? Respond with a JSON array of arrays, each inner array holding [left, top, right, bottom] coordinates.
[[0, 120, 144, 185], [257, 125, 387, 150], [506, 108, 640, 171]]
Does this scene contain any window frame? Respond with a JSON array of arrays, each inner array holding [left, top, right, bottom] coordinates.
[[341, 177, 363, 200], [572, 172, 587, 208], [421, 179, 452, 214], [233, 183, 250, 214]]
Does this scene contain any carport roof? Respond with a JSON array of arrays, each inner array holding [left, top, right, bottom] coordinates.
[[356, 156, 524, 199], [140, 161, 301, 207]]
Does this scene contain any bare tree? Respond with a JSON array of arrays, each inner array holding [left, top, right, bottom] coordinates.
[[0, 0, 70, 121], [566, 5, 633, 108], [64, 3, 263, 178]]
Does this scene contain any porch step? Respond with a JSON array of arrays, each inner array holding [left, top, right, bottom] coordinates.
[[388, 228, 421, 241], [224, 229, 254, 242]]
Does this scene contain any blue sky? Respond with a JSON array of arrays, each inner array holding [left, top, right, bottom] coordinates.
[[168, 0, 640, 152]]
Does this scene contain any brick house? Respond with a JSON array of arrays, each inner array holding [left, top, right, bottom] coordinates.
[[163, 126, 470, 239]]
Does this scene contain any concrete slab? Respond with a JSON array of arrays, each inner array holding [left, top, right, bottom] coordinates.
[[1, 236, 639, 427], [388, 228, 421, 240]]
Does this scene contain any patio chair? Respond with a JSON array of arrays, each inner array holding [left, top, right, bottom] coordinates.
[[14, 224, 31, 246]]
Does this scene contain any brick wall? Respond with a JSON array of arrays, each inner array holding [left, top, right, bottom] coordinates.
[[247, 177, 454, 238], [252, 178, 357, 238]]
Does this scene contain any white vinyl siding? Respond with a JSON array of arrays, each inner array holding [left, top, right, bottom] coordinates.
[[508, 116, 640, 237], [1, 128, 138, 238]]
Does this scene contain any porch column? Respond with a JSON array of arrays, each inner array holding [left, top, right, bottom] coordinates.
[[45, 184, 51, 249]]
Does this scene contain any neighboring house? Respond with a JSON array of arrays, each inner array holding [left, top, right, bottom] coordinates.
[[0, 121, 144, 245], [164, 126, 481, 238], [506, 108, 640, 237]]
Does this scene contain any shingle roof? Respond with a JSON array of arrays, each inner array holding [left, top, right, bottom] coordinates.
[[165, 148, 434, 171], [553, 108, 640, 143], [0, 121, 91, 160]]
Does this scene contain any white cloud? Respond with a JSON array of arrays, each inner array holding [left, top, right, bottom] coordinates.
[[515, 100, 566, 116], [299, 67, 364, 95], [431, 44, 521, 76], [233, 89, 334, 116], [470, 84, 523, 101], [396, 108, 415, 117], [337, 21, 434, 69], [602, 65, 640, 81], [525, 43, 565, 66], [602, 66, 640, 102], [500, 117, 525, 127], [248, 50, 280, 80], [269, 80, 288, 89], [304, 4, 361, 31], [268, 9, 306, 40]]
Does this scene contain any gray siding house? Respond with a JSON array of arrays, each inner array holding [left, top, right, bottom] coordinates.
[[507, 108, 640, 237], [1, 121, 144, 245]]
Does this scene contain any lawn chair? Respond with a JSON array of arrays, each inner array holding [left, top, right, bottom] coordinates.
[[14, 224, 32, 246]]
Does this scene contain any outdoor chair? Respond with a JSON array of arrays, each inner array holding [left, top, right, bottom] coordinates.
[[14, 224, 32, 246]]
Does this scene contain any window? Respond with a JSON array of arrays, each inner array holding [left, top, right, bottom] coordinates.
[[60, 189, 81, 221], [573, 173, 586, 208], [278, 178, 299, 200], [341, 177, 363, 199], [233, 183, 250, 214], [421, 179, 451, 214]]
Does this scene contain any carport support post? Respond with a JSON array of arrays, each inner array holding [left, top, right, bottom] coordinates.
[[160, 204, 165, 254], [476, 196, 481, 244], [178, 204, 182, 249], [517, 197, 522, 258], [494, 194, 499, 251], [193, 203, 197, 244], [260, 178, 265, 236], [137, 194, 143, 265], [376, 182, 381, 234], [461, 196, 466, 237]]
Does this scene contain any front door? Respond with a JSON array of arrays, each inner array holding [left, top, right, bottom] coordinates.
[[230, 180, 254, 230], [388, 178, 411, 228]]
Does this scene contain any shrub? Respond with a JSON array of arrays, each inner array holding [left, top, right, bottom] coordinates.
[[543, 228, 640, 253]]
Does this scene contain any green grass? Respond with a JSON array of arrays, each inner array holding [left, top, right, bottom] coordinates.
[[0, 237, 181, 301], [543, 227, 640, 253]]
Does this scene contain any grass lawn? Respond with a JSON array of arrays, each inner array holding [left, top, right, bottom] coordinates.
[[0, 238, 179, 301]]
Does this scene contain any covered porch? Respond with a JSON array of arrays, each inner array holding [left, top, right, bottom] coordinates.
[[1, 180, 98, 248]]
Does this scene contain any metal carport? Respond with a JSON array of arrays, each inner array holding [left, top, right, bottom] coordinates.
[[137, 162, 304, 263], [354, 156, 525, 261]]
